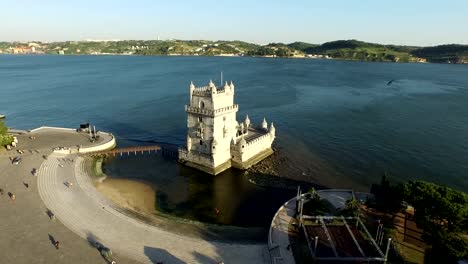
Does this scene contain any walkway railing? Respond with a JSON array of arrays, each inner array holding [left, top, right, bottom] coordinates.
[[82, 145, 162, 157]]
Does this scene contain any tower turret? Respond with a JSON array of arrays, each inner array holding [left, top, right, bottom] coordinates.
[[269, 122, 276, 137], [238, 136, 246, 153], [187, 135, 192, 151], [189, 81, 195, 99], [212, 138, 218, 154], [245, 115, 250, 129], [209, 80, 216, 94], [230, 81, 235, 93], [262, 118, 268, 130], [224, 81, 230, 92]]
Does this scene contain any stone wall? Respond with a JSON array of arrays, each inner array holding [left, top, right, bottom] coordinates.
[[77, 133, 116, 154], [231, 133, 274, 169]]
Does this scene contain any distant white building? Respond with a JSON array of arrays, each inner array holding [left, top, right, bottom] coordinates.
[[179, 80, 276, 175]]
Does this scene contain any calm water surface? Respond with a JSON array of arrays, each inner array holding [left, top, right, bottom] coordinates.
[[1, 55, 467, 225]]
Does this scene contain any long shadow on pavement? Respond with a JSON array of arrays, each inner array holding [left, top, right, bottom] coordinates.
[[144, 246, 185, 264], [192, 252, 220, 264], [48, 233, 56, 245]]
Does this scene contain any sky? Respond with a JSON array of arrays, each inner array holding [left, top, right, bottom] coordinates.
[[1, 0, 468, 46]]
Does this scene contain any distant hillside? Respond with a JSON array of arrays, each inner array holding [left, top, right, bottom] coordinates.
[[0, 39, 466, 64], [300, 40, 421, 62], [286, 42, 318, 51], [411, 44, 468, 63]]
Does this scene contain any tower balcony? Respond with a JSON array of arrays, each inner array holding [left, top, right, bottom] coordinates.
[[185, 104, 238, 117]]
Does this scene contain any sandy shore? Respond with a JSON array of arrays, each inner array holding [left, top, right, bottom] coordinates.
[[95, 178, 156, 214]]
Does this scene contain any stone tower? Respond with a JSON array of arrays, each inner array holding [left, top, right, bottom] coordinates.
[[179, 80, 275, 175], [179, 80, 238, 174]]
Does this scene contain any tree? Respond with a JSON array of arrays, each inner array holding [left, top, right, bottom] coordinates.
[[370, 172, 405, 214], [341, 197, 360, 217], [404, 181, 468, 262], [275, 48, 290, 57], [302, 188, 331, 216], [0, 120, 13, 147]]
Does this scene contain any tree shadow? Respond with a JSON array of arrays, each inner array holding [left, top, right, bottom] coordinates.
[[144, 246, 185, 264]]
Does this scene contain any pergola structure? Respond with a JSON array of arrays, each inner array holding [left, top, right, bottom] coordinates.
[[299, 215, 391, 263]]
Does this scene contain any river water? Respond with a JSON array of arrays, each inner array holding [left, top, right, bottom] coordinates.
[[1, 55, 467, 227]]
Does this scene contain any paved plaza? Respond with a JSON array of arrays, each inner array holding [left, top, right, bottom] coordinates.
[[0, 128, 134, 264], [0, 127, 270, 264]]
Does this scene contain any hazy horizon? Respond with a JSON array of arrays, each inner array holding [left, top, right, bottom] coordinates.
[[2, 0, 468, 46], [2, 38, 468, 48]]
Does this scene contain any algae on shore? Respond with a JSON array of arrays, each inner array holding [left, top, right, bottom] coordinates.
[[87, 156, 156, 214], [95, 178, 156, 214]]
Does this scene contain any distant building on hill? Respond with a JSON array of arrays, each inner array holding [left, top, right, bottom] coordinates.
[[12, 46, 33, 54], [178, 80, 276, 175]]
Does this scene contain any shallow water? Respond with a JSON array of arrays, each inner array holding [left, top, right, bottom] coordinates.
[[102, 152, 296, 227]]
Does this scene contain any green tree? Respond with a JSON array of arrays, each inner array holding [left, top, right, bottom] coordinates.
[[0, 120, 13, 147], [370, 172, 405, 214], [341, 197, 360, 217], [275, 48, 290, 57], [404, 181, 468, 263], [302, 188, 331, 216]]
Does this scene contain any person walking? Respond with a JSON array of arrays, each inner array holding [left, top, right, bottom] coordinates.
[[55, 241, 60, 249]]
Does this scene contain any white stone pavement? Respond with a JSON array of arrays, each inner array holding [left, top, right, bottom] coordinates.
[[37, 153, 269, 264], [268, 199, 297, 264]]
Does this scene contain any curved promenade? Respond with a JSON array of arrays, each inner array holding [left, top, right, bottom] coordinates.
[[37, 153, 268, 263], [0, 127, 134, 264]]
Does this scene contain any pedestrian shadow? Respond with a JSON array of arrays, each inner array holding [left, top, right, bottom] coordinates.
[[86, 232, 98, 247], [144, 246, 185, 264], [45, 209, 55, 219], [48, 234, 56, 246], [86, 232, 116, 264]]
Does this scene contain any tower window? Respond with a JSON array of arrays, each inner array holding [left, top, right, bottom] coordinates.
[[198, 117, 203, 122], [223, 117, 226, 121], [200, 101, 205, 108], [200, 140, 203, 145]]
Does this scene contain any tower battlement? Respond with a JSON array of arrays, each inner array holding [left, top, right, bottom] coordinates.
[[179, 79, 275, 175], [190, 80, 235, 99]]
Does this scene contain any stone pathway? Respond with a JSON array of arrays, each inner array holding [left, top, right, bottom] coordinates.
[[0, 130, 134, 264], [268, 198, 297, 264], [37, 153, 269, 264]]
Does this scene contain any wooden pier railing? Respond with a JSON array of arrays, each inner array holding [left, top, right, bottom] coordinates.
[[82, 144, 179, 159], [84, 145, 161, 156]]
